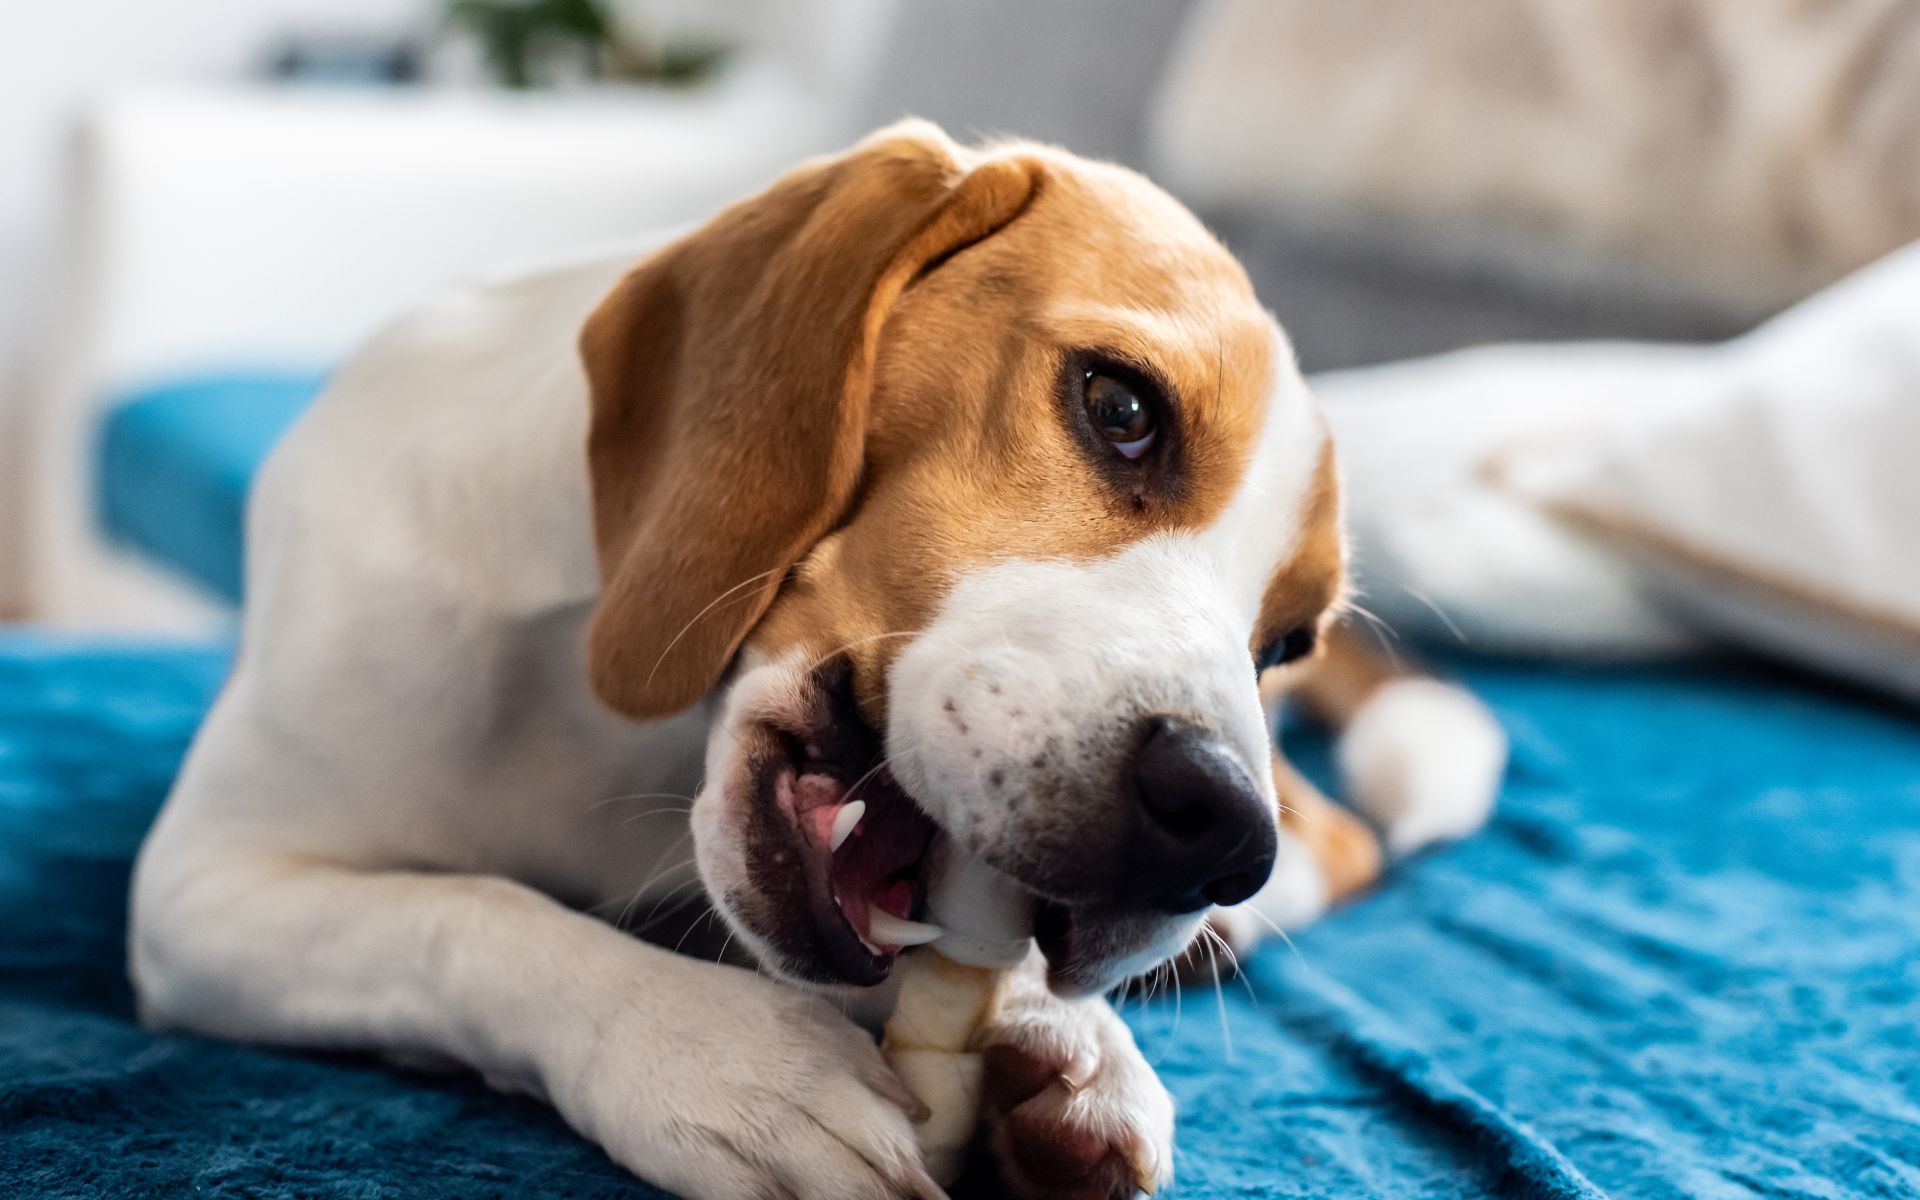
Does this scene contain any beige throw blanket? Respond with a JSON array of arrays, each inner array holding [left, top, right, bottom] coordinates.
[[1153, 0, 1920, 315]]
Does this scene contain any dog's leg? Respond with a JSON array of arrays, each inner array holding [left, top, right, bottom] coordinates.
[[976, 949, 1174, 1200], [1292, 624, 1506, 857], [131, 848, 945, 1200], [1201, 624, 1506, 964], [1272, 755, 1384, 902]]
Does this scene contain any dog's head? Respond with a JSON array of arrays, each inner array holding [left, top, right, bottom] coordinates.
[[582, 122, 1344, 997]]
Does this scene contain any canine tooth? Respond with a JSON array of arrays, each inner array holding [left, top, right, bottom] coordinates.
[[829, 800, 866, 852], [866, 906, 944, 947]]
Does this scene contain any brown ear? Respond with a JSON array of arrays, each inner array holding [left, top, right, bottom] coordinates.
[[581, 121, 1040, 719]]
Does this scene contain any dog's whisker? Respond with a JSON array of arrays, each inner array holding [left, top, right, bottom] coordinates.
[[592, 867, 661, 924], [1139, 962, 1168, 1065], [1200, 920, 1222, 956], [1241, 902, 1304, 959], [597, 832, 697, 927], [644, 564, 795, 690], [607, 881, 650, 932], [1206, 933, 1235, 1063], [1274, 924, 1306, 966], [671, 902, 720, 957], [1243, 903, 1311, 972], [842, 755, 897, 802], [635, 873, 710, 932], [622, 835, 698, 905], [1169, 947, 1185, 1047], [1219, 932, 1256, 1002], [1397, 584, 1469, 646], [583, 790, 695, 816], [799, 627, 977, 678], [1160, 961, 1180, 1051], [1341, 595, 1397, 638], [801, 629, 918, 675], [608, 805, 696, 828], [609, 869, 683, 933], [1206, 921, 1262, 1007], [1340, 598, 1407, 671]]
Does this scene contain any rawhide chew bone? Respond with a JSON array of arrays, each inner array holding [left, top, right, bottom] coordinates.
[[881, 850, 1033, 1184]]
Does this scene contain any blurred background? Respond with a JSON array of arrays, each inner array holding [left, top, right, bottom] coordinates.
[[4, 0, 1917, 702]]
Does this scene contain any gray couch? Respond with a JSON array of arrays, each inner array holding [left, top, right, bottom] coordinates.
[[860, 1, 1755, 372]]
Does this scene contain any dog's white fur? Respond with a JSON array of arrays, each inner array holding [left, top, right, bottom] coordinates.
[[129, 211, 1497, 1198], [1340, 679, 1508, 857]]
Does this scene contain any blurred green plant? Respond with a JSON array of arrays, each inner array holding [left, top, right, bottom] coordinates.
[[445, 0, 729, 89]]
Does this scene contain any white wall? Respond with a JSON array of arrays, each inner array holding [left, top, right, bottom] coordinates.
[[0, 0, 432, 615]]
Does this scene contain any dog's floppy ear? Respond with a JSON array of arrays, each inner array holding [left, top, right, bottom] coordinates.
[[582, 121, 1040, 719]]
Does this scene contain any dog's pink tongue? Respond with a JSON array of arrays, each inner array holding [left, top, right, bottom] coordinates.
[[802, 800, 845, 848], [783, 772, 868, 867], [790, 772, 844, 812], [782, 771, 847, 842], [872, 878, 914, 920]]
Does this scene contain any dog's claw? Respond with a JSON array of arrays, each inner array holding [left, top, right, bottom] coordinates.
[[1125, 1145, 1159, 1195]]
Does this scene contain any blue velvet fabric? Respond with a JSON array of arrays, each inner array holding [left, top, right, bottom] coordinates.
[[3, 631, 1917, 1198], [95, 373, 323, 602]]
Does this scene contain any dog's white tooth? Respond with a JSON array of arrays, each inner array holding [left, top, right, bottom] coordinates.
[[866, 906, 944, 947], [829, 800, 866, 852]]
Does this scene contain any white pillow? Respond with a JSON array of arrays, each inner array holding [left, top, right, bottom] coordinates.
[[1317, 343, 1711, 660], [1498, 241, 1920, 700]]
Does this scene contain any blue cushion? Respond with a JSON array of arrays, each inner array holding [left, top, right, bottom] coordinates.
[[2, 633, 1917, 1197], [96, 373, 325, 602]]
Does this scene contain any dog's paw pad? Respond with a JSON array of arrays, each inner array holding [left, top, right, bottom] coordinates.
[[982, 1041, 1161, 1198], [1000, 1101, 1140, 1198], [982, 1041, 1063, 1111]]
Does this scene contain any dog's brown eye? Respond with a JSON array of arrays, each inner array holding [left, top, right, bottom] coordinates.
[[1084, 371, 1156, 459]]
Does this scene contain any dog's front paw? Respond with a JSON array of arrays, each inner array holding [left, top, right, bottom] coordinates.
[[563, 967, 945, 1200], [978, 990, 1174, 1199]]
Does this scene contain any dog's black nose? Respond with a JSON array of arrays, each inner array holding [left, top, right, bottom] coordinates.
[[1124, 717, 1277, 913]]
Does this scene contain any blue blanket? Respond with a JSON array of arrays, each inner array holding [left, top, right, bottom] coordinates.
[[3, 633, 1917, 1198]]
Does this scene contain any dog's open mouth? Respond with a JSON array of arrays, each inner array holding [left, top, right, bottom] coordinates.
[[762, 675, 941, 986], [776, 754, 939, 984], [744, 661, 1128, 992]]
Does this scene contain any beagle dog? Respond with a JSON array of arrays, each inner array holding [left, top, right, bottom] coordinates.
[[129, 122, 1503, 1200]]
